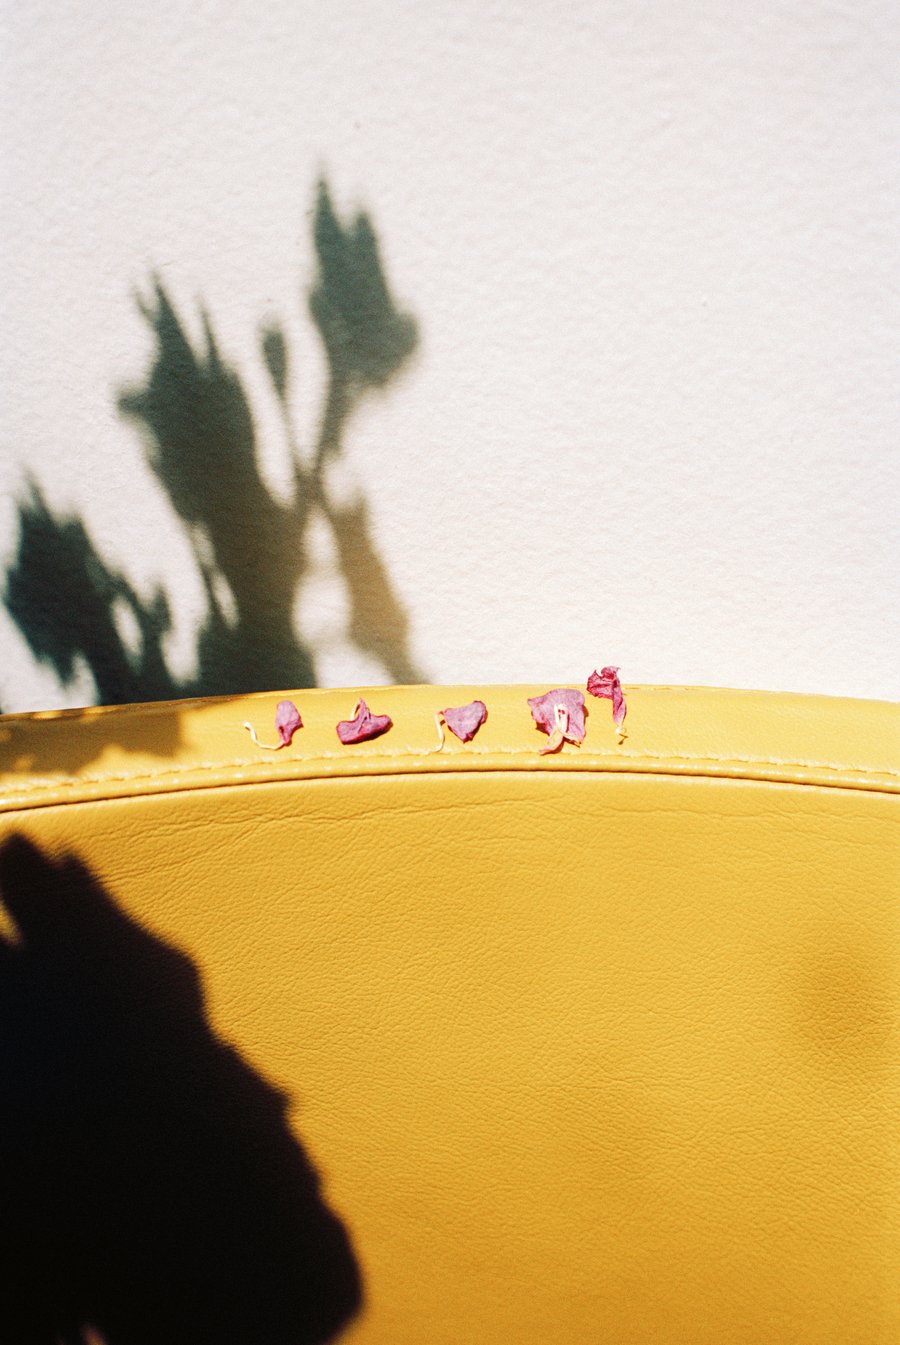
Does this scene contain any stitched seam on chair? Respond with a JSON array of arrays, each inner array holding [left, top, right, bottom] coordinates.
[[245, 744, 900, 777], [3, 746, 899, 799]]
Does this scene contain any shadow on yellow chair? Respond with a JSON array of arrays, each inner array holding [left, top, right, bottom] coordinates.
[[0, 836, 362, 1345], [0, 683, 897, 1345]]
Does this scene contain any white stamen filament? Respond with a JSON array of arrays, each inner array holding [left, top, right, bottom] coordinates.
[[243, 721, 284, 750]]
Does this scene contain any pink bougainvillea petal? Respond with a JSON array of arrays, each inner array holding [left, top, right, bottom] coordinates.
[[244, 699, 302, 750], [275, 699, 303, 746], [527, 688, 586, 746], [441, 700, 488, 743], [586, 666, 626, 727], [336, 699, 393, 744]]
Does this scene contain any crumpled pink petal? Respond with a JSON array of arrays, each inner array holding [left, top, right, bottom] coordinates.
[[586, 667, 626, 727], [441, 700, 487, 743], [275, 699, 303, 746], [336, 699, 393, 744], [527, 688, 586, 752], [243, 699, 302, 750]]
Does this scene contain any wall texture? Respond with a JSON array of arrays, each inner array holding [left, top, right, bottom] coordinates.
[[2, 0, 898, 711]]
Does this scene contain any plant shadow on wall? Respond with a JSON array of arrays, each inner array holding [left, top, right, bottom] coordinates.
[[4, 180, 424, 711]]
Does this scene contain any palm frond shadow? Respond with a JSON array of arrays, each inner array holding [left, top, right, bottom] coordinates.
[[4, 180, 425, 751]]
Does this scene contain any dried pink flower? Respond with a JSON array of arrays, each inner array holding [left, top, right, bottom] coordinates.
[[527, 688, 586, 754], [336, 699, 393, 744], [586, 667, 626, 728], [441, 700, 488, 743], [243, 699, 302, 750], [275, 699, 303, 746]]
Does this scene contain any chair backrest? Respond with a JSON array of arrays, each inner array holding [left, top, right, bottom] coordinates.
[[1, 684, 898, 1344]]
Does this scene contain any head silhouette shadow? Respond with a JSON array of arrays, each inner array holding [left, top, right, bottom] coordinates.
[[0, 836, 361, 1345]]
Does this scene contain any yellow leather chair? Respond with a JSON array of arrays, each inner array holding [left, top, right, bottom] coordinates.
[[1, 684, 898, 1344]]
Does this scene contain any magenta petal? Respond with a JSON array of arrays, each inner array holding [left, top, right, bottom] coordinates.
[[586, 667, 626, 727], [275, 699, 303, 746], [336, 699, 393, 744], [442, 700, 487, 742], [527, 689, 586, 744]]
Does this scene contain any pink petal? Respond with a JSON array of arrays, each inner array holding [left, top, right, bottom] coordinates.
[[586, 667, 626, 727], [336, 698, 393, 744], [527, 688, 586, 744], [441, 700, 487, 742], [275, 699, 303, 746], [244, 700, 303, 750]]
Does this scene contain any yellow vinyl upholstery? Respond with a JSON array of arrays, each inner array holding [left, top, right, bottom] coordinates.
[[1, 684, 898, 1344]]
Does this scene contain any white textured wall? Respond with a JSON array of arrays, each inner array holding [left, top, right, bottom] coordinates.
[[2, 0, 898, 711]]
